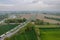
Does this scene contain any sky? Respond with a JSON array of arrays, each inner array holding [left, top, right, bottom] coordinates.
[[0, 0, 60, 11]]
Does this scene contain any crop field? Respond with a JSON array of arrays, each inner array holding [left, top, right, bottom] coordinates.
[[0, 24, 19, 35], [4, 27, 37, 40], [35, 25, 60, 28], [40, 28, 60, 40], [4, 23, 60, 40]]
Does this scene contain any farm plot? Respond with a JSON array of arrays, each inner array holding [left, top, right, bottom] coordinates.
[[44, 16, 60, 21], [4, 27, 38, 40], [35, 25, 60, 28], [0, 24, 19, 35], [40, 28, 60, 40], [36, 14, 60, 24]]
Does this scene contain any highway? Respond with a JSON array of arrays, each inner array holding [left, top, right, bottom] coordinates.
[[0, 14, 36, 40], [0, 21, 30, 40]]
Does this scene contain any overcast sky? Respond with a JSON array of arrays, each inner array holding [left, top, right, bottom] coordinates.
[[0, 0, 60, 11]]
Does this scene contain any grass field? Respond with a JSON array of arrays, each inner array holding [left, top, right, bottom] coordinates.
[[35, 25, 60, 28], [4, 27, 37, 40], [40, 28, 60, 40], [4, 23, 60, 40], [0, 24, 19, 35]]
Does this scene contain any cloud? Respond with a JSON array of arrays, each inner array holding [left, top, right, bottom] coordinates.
[[41, 0, 60, 5], [0, 4, 14, 6], [0, 0, 60, 11]]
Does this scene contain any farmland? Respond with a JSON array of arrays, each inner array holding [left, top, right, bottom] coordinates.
[[5, 29, 37, 40], [0, 24, 19, 35], [35, 25, 60, 28], [44, 16, 60, 21], [2, 13, 60, 40], [36, 14, 60, 24], [40, 28, 60, 40], [4, 22, 60, 40], [4, 23, 38, 40]]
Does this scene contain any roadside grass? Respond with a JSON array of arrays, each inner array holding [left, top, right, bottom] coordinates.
[[40, 28, 60, 40], [4, 29, 37, 40], [4, 23, 38, 40], [4, 23, 60, 40], [0, 24, 19, 35]]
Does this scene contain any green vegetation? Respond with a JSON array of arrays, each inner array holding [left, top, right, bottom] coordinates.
[[34, 19, 50, 25], [0, 14, 8, 21], [40, 28, 60, 40], [34, 19, 44, 25], [44, 16, 60, 21], [5, 18, 27, 23], [5, 29, 37, 40], [0, 24, 18, 35], [35, 25, 60, 28], [4, 22, 60, 40], [4, 23, 38, 40]]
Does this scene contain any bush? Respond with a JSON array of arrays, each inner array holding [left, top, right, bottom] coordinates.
[[4, 37, 10, 40], [25, 23, 34, 31], [56, 23, 60, 25], [35, 19, 44, 25], [5, 18, 27, 23]]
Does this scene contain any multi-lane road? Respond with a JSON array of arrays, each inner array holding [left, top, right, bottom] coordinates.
[[0, 21, 30, 40], [0, 14, 35, 40]]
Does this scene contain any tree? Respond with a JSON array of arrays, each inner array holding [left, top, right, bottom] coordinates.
[[40, 20, 44, 25], [35, 19, 44, 25], [4, 37, 10, 40], [46, 22, 50, 25], [23, 18, 27, 22], [25, 23, 34, 31], [56, 23, 60, 25]]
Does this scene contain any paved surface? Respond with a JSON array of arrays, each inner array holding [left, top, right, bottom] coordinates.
[[0, 20, 30, 40], [0, 21, 30, 40], [0, 14, 35, 40]]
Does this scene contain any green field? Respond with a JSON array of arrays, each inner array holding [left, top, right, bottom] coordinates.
[[35, 25, 60, 28], [4, 23, 60, 40], [4, 27, 37, 40], [0, 24, 19, 35], [40, 28, 60, 40]]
